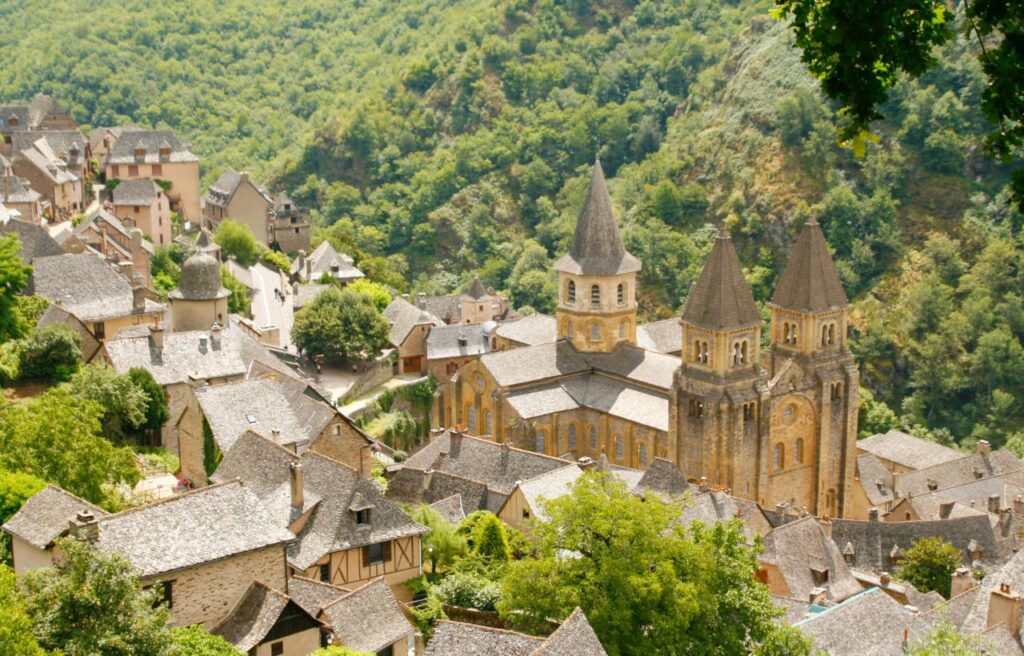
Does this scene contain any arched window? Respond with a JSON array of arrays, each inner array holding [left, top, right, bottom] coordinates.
[[467, 405, 478, 433], [567, 280, 576, 303], [696, 341, 709, 364], [784, 323, 799, 345], [795, 438, 804, 464], [614, 436, 624, 460], [590, 323, 601, 342], [617, 283, 625, 305], [741, 341, 748, 363], [591, 284, 601, 307], [589, 426, 598, 450], [537, 430, 546, 453], [773, 443, 784, 470], [484, 411, 492, 436], [639, 443, 648, 466], [567, 424, 577, 449], [618, 321, 626, 339], [821, 324, 829, 347]]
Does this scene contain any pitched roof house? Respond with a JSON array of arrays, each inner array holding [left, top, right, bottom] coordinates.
[[1, 485, 109, 573], [210, 581, 324, 655], [318, 578, 415, 654], [104, 129, 201, 221], [425, 607, 607, 656]]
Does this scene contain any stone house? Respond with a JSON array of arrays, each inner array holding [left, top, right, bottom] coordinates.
[[425, 607, 607, 655], [384, 296, 444, 374], [210, 581, 324, 656], [168, 250, 230, 332], [1, 94, 78, 153], [10, 132, 85, 219], [212, 431, 428, 600], [857, 429, 964, 475], [757, 516, 863, 605], [204, 170, 311, 254], [1, 158, 47, 222], [110, 179, 172, 246], [1, 485, 109, 574], [426, 321, 497, 383], [270, 193, 311, 254], [414, 277, 518, 326], [317, 578, 415, 655], [67, 207, 154, 288], [492, 312, 556, 350], [497, 464, 583, 530], [290, 241, 364, 284], [0, 217, 64, 264], [103, 130, 200, 221]]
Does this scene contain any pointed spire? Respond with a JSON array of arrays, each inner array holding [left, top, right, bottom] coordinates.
[[680, 228, 761, 331], [771, 220, 848, 312], [554, 160, 641, 276], [466, 276, 488, 300]]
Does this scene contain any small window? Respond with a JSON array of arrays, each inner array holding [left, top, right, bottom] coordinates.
[[134, 147, 145, 158], [355, 509, 370, 526], [467, 405, 477, 433], [617, 282, 625, 305], [93, 322, 106, 339], [688, 399, 703, 418], [537, 430, 546, 453], [271, 641, 284, 656], [334, 424, 342, 436], [111, 164, 120, 176], [161, 581, 174, 608], [567, 280, 576, 303], [128, 165, 138, 176], [133, 205, 140, 212], [522, 508, 530, 519], [614, 436, 624, 460], [590, 426, 597, 450], [567, 424, 577, 449], [367, 542, 385, 565], [484, 411, 492, 435], [151, 164, 162, 176], [795, 438, 804, 464], [774, 444, 784, 470], [618, 322, 626, 339], [590, 323, 601, 342], [319, 563, 330, 582], [639, 444, 648, 465], [7, 118, 17, 127], [591, 284, 600, 306]]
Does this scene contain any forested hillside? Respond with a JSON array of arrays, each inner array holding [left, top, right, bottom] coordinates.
[[2, 0, 1020, 445]]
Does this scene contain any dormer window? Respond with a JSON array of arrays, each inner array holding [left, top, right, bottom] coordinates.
[[159, 146, 171, 158], [811, 567, 829, 585], [355, 509, 371, 526], [8, 117, 18, 127], [134, 147, 146, 159]]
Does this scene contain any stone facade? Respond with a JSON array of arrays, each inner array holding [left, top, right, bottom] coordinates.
[[308, 416, 374, 475]]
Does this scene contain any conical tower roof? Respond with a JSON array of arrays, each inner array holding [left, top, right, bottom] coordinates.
[[466, 276, 488, 300], [554, 160, 641, 276], [681, 228, 761, 331], [771, 221, 848, 312]]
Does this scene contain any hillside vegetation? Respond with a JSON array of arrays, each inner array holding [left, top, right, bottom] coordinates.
[[1, 0, 1020, 445]]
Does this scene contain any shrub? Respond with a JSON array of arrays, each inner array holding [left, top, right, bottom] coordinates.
[[16, 325, 81, 382]]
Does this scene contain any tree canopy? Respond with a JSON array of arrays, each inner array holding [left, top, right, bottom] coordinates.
[[897, 536, 964, 599], [0, 234, 33, 343], [214, 220, 259, 266], [291, 286, 390, 362]]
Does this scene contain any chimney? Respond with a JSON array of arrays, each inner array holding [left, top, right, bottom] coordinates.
[[149, 322, 164, 350], [880, 572, 891, 587], [271, 428, 281, 443], [809, 587, 827, 606], [819, 516, 832, 539], [987, 583, 1023, 638], [951, 567, 976, 598], [978, 440, 991, 456], [289, 461, 304, 512], [457, 332, 468, 348], [209, 321, 222, 348], [868, 507, 879, 522], [1000, 507, 1013, 530], [939, 500, 955, 519], [69, 509, 99, 542], [132, 279, 146, 314], [989, 494, 1001, 514], [450, 430, 463, 458], [699, 476, 709, 492]]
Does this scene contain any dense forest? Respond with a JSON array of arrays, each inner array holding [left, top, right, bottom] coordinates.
[[2, 0, 1020, 446]]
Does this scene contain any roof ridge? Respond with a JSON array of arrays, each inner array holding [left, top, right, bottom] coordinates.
[[434, 620, 546, 642], [320, 576, 388, 611], [100, 478, 245, 521]]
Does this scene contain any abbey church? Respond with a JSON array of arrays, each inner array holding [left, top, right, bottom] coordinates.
[[436, 161, 858, 518]]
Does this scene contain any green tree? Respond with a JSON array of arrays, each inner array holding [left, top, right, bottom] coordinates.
[[858, 387, 898, 439], [0, 234, 32, 342], [62, 364, 148, 441], [472, 513, 511, 562], [214, 220, 259, 266], [127, 368, 170, 433], [410, 504, 467, 573], [311, 647, 374, 656], [907, 620, 989, 655], [898, 536, 964, 599], [0, 470, 46, 564], [497, 472, 809, 654], [22, 538, 170, 656], [15, 324, 81, 382], [292, 287, 390, 362], [168, 626, 243, 655], [220, 267, 250, 315], [0, 390, 140, 505], [258, 247, 291, 271], [0, 565, 46, 656], [348, 279, 392, 311]]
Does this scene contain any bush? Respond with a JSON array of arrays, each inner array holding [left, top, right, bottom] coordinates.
[[16, 325, 81, 382], [214, 220, 259, 266], [433, 571, 502, 611]]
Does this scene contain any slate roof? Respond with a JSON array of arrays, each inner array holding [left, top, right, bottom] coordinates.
[[554, 160, 640, 276], [515, 465, 584, 522], [636, 457, 689, 498], [27, 94, 70, 127], [105, 130, 198, 164], [676, 491, 773, 540], [856, 454, 896, 507], [74, 206, 155, 255], [480, 341, 589, 387], [427, 322, 494, 360], [561, 375, 670, 431], [894, 449, 1024, 499], [466, 276, 488, 299], [425, 622, 544, 656], [961, 548, 1024, 635], [196, 378, 312, 453], [760, 516, 863, 603], [583, 344, 680, 389], [0, 105, 29, 132], [2, 485, 109, 549], [830, 514, 1002, 572], [771, 220, 848, 312], [319, 578, 412, 653], [206, 169, 272, 208], [292, 241, 363, 282], [857, 430, 963, 471], [681, 228, 761, 331], [293, 283, 330, 310], [11, 131, 86, 168], [104, 325, 248, 385], [400, 432, 572, 497], [170, 251, 229, 300], [16, 143, 78, 184], [95, 480, 293, 578], [0, 172, 43, 204], [636, 318, 682, 354], [384, 296, 444, 347], [429, 494, 467, 524], [213, 431, 427, 570], [530, 607, 607, 656], [210, 581, 297, 652], [31, 253, 161, 321], [287, 576, 350, 617], [111, 179, 160, 206], [0, 218, 63, 263], [795, 587, 922, 655], [494, 313, 557, 346]]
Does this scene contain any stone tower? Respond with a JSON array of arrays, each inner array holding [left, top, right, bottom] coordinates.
[[169, 251, 230, 332], [676, 228, 763, 496], [554, 160, 641, 353], [766, 219, 858, 517]]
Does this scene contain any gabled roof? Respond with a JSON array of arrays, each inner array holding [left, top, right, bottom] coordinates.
[[196, 378, 314, 453], [287, 576, 350, 617], [795, 587, 923, 655], [384, 296, 444, 347], [211, 581, 317, 652], [681, 228, 761, 331], [479, 340, 589, 388], [494, 313, 557, 347], [292, 241, 363, 282], [105, 130, 198, 164], [11, 131, 86, 168], [675, 490, 773, 541], [319, 578, 412, 653], [0, 218, 63, 263], [771, 220, 848, 312], [894, 449, 1024, 499], [105, 325, 248, 385], [0, 172, 43, 204], [31, 253, 161, 321], [15, 142, 78, 184], [213, 431, 427, 570], [857, 430, 963, 471], [425, 621, 544, 656], [636, 318, 682, 355], [2, 485, 109, 549], [554, 160, 640, 276], [760, 516, 862, 603], [636, 457, 689, 498], [516, 465, 584, 522], [95, 480, 294, 577], [429, 494, 467, 524], [530, 607, 607, 656], [855, 454, 896, 507], [111, 179, 160, 206], [206, 169, 273, 208], [426, 322, 494, 360]]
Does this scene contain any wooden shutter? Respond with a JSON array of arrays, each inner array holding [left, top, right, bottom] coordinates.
[[361, 546, 370, 568]]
